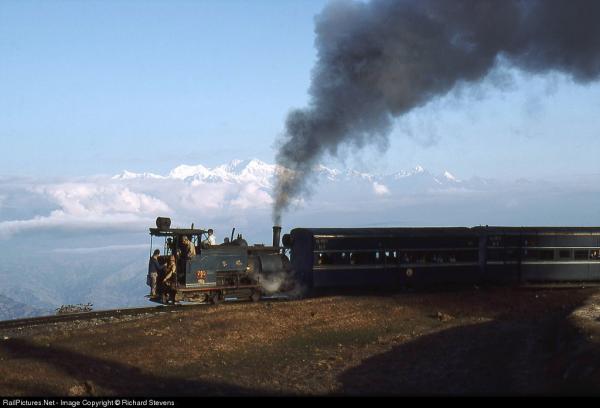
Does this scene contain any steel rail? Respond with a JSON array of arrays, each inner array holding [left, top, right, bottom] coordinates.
[[0, 304, 200, 331], [0, 294, 289, 332]]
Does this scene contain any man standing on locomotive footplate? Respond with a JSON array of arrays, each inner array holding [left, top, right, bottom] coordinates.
[[147, 249, 165, 298]]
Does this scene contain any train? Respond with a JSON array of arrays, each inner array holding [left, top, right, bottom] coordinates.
[[147, 218, 600, 304]]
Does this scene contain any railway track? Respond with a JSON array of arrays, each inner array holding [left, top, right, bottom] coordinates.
[[0, 304, 203, 331], [0, 294, 290, 332]]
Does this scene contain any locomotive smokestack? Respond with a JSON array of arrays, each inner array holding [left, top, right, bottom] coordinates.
[[272, 225, 282, 248]]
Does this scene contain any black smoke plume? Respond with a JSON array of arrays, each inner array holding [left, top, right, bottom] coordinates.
[[273, 0, 600, 224]]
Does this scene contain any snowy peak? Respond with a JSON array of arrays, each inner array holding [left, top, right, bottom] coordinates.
[[216, 159, 275, 176], [314, 165, 341, 181], [236, 159, 277, 181], [200, 159, 276, 186], [112, 170, 164, 180], [392, 165, 427, 179], [112, 159, 471, 192], [168, 164, 211, 180], [443, 170, 460, 182], [113, 159, 277, 187]]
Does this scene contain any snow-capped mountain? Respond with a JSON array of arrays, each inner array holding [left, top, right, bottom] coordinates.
[[112, 170, 164, 180], [112, 159, 467, 193], [114, 159, 277, 187]]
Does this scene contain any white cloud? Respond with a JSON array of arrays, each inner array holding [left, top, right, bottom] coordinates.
[[36, 183, 170, 215], [230, 183, 273, 209], [0, 182, 170, 238], [0, 211, 153, 239], [0, 161, 279, 238], [178, 182, 230, 210], [373, 181, 390, 196]]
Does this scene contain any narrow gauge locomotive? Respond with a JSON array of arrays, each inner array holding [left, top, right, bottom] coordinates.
[[281, 227, 600, 290], [149, 217, 290, 304]]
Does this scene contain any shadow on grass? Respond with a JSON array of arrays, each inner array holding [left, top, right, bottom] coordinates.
[[0, 337, 275, 396], [336, 289, 600, 396]]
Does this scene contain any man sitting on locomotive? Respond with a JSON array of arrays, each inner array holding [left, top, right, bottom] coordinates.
[[202, 229, 216, 248]]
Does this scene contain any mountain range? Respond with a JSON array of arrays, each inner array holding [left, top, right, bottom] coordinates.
[[113, 158, 462, 187]]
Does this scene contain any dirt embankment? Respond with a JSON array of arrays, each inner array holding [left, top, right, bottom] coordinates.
[[1, 287, 599, 396]]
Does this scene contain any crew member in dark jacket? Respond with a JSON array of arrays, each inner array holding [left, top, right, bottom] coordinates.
[[147, 249, 165, 297]]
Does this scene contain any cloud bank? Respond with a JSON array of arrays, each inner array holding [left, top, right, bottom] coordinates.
[[1, 158, 600, 240]]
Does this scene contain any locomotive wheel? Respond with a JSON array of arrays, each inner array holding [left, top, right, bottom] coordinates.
[[250, 291, 261, 302], [211, 293, 222, 305]]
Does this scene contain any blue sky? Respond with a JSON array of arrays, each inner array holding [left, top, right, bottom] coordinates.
[[1, 0, 600, 180], [0, 0, 326, 176]]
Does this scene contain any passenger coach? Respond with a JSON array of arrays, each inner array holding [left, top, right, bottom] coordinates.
[[281, 227, 600, 290]]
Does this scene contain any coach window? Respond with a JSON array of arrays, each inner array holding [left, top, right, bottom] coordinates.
[[317, 253, 329, 265], [558, 249, 572, 259], [574, 250, 589, 260], [505, 248, 518, 260], [490, 236, 501, 247], [539, 250, 554, 261], [524, 249, 537, 260], [487, 249, 502, 261]]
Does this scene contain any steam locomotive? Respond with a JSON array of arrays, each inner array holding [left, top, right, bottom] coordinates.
[[148, 217, 291, 304]]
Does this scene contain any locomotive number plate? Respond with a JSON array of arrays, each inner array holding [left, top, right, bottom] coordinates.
[[196, 270, 207, 280]]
